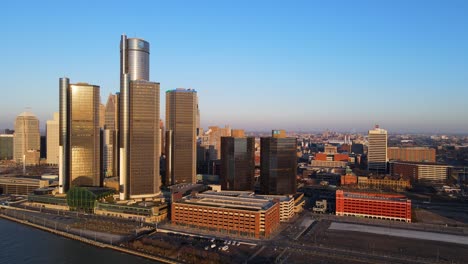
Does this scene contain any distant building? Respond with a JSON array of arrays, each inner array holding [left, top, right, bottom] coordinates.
[[336, 190, 411, 222], [324, 145, 337, 154], [367, 125, 387, 173], [165, 88, 198, 185], [340, 174, 358, 185], [315, 153, 349, 162], [46, 113, 59, 165], [260, 130, 297, 195], [0, 134, 13, 160], [220, 135, 255, 191], [103, 94, 118, 178], [387, 147, 436, 163], [59, 78, 101, 193], [351, 143, 364, 155], [13, 111, 40, 165], [389, 161, 451, 183], [310, 160, 347, 168], [357, 176, 411, 191]]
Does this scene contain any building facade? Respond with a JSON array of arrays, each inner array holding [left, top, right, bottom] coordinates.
[[220, 136, 255, 191], [59, 78, 101, 193], [389, 161, 451, 183], [0, 134, 13, 160], [13, 111, 40, 165], [171, 192, 280, 238], [260, 130, 297, 195], [367, 125, 387, 173], [387, 147, 436, 163], [46, 112, 59, 165], [120, 80, 161, 199], [336, 190, 411, 222], [165, 88, 198, 185]]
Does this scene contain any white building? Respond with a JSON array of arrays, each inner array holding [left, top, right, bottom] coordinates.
[[46, 113, 59, 165]]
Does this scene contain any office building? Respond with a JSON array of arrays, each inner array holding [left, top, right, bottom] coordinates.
[[389, 161, 451, 183], [59, 78, 101, 193], [171, 192, 280, 238], [13, 111, 40, 165], [336, 190, 411, 222], [0, 134, 13, 160], [357, 176, 411, 192], [166, 88, 198, 185], [220, 134, 255, 191], [103, 94, 118, 177], [387, 147, 436, 163], [0, 177, 49, 195], [199, 125, 231, 160], [120, 34, 150, 83], [46, 113, 59, 165], [367, 125, 387, 173], [260, 130, 297, 195], [119, 79, 161, 199]]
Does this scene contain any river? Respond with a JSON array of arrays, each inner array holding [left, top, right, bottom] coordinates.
[[0, 218, 158, 263]]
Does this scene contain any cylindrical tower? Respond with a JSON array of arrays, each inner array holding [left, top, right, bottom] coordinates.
[[120, 34, 150, 82], [59, 77, 69, 194]]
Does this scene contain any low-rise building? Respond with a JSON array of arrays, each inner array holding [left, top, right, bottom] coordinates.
[[357, 176, 411, 191], [0, 177, 49, 195], [336, 190, 411, 222], [389, 161, 451, 183], [171, 192, 280, 238]]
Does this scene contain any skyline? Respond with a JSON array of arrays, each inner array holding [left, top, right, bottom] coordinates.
[[1, 1, 468, 133]]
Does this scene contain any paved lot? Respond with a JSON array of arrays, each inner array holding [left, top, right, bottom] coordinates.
[[329, 222, 468, 245]]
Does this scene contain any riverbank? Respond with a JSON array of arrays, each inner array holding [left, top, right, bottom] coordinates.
[[0, 213, 179, 264]]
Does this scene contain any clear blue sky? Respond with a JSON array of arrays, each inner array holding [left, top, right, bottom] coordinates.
[[1, 0, 467, 133]]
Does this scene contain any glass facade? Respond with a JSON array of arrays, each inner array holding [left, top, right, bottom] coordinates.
[[166, 89, 197, 185], [260, 137, 297, 195], [221, 137, 255, 191], [0, 135, 13, 160], [127, 80, 160, 197]]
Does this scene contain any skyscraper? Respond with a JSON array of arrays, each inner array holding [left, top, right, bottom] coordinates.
[[220, 131, 255, 191], [119, 35, 161, 200], [367, 125, 388, 173], [13, 111, 40, 165], [59, 78, 101, 193], [46, 112, 59, 165], [0, 134, 14, 160], [120, 34, 150, 84], [103, 94, 118, 177], [260, 130, 297, 195], [166, 88, 198, 185], [120, 79, 161, 199]]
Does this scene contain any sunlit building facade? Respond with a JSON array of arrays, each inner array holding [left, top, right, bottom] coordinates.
[[59, 78, 101, 193], [14, 111, 40, 165]]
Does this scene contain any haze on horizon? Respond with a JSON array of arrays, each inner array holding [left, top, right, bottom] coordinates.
[[1, 1, 467, 134]]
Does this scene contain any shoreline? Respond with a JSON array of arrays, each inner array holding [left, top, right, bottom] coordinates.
[[0, 213, 179, 264]]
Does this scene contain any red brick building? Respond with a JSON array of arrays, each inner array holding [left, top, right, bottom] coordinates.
[[336, 190, 411, 222], [388, 147, 436, 163], [315, 153, 349, 162], [171, 193, 280, 238], [340, 174, 358, 185]]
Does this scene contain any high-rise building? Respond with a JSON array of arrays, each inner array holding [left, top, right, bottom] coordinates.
[[220, 133, 255, 191], [59, 78, 101, 193], [119, 35, 161, 199], [120, 34, 150, 84], [0, 134, 14, 160], [260, 130, 297, 195], [166, 88, 197, 185], [46, 112, 59, 165], [119, 79, 161, 199], [13, 111, 40, 165], [367, 125, 388, 173], [103, 94, 118, 177]]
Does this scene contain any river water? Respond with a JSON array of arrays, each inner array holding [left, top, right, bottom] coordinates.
[[0, 218, 157, 264]]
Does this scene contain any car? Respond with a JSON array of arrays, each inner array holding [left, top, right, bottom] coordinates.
[[227, 241, 231, 245], [210, 244, 216, 249], [204, 246, 209, 250], [222, 245, 229, 251]]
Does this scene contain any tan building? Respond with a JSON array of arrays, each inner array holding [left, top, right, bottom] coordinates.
[[0, 177, 49, 195], [166, 88, 198, 185], [358, 176, 411, 191], [367, 125, 387, 172], [46, 113, 59, 165], [59, 78, 101, 193], [14, 111, 40, 165], [388, 147, 436, 163]]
